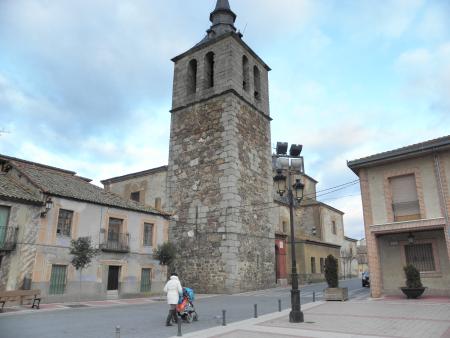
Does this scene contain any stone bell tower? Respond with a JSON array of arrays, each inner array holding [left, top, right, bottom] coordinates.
[[167, 0, 275, 293]]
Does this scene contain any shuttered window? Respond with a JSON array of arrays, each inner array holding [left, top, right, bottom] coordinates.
[[140, 268, 152, 292], [49, 265, 67, 295], [143, 223, 153, 246], [57, 209, 73, 237], [0, 206, 10, 245], [389, 175, 420, 221], [405, 243, 435, 272], [311, 257, 316, 273]]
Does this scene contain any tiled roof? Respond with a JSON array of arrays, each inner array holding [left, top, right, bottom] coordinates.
[[101, 166, 168, 185], [0, 174, 42, 204], [0, 155, 168, 217], [348, 135, 450, 170]]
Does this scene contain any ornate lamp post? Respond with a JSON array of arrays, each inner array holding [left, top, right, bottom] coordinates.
[[273, 142, 305, 323]]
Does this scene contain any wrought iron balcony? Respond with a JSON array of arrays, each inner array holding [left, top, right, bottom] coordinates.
[[99, 230, 130, 253], [0, 226, 18, 252]]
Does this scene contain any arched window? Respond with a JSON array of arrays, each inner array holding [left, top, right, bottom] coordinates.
[[253, 66, 261, 100], [204, 52, 215, 89], [242, 55, 249, 92], [187, 59, 197, 95]]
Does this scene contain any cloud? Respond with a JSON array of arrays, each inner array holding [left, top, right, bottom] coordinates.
[[396, 42, 450, 115]]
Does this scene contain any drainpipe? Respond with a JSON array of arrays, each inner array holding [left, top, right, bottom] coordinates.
[[434, 153, 449, 236]]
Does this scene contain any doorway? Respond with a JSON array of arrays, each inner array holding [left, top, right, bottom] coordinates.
[[107, 266, 120, 291], [275, 245, 280, 283]]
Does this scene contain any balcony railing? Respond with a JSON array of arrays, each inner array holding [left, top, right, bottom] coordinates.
[[392, 200, 421, 222], [0, 226, 19, 252], [99, 230, 130, 253]]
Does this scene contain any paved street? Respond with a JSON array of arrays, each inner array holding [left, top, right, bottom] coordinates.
[[0, 279, 366, 338]]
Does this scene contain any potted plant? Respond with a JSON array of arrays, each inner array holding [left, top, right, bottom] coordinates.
[[324, 254, 348, 301], [400, 264, 426, 299]]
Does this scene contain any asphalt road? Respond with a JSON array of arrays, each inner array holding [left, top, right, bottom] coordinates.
[[0, 278, 368, 338]]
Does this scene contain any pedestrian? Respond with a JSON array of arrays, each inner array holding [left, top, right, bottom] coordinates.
[[163, 272, 182, 326]]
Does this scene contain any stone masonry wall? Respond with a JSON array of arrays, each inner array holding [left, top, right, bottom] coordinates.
[[167, 92, 274, 293]]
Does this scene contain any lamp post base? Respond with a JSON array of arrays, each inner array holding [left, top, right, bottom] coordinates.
[[289, 288, 304, 323]]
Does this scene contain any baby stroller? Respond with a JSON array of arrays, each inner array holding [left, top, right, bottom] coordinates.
[[176, 287, 199, 323]]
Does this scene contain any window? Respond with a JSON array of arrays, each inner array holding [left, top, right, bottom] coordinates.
[[253, 66, 261, 100], [143, 223, 153, 247], [204, 52, 215, 88], [282, 221, 287, 233], [332, 221, 336, 235], [49, 265, 67, 295], [141, 268, 152, 292], [108, 218, 123, 241], [130, 191, 140, 203], [311, 257, 316, 273], [320, 258, 324, 273], [405, 243, 435, 272], [390, 175, 420, 222], [242, 55, 249, 91], [155, 197, 162, 210], [0, 206, 11, 245], [57, 209, 73, 237], [187, 59, 197, 94]]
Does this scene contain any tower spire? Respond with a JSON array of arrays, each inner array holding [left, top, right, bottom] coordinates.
[[207, 0, 237, 38]]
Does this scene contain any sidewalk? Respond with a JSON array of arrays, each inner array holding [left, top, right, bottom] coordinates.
[[173, 297, 450, 338], [0, 294, 217, 316]]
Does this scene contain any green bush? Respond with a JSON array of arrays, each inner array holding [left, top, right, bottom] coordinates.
[[404, 264, 423, 288], [324, 254, 338, 288], [154, 242, 176, 266]]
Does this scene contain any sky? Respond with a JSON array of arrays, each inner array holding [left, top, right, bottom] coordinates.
[[0, 0, 449, 240]]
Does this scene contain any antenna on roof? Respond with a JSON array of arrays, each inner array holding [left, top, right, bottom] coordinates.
[[242, 23, 248, 35]]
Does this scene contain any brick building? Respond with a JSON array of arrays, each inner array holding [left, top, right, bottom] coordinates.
[[348, 136, 450, 297]]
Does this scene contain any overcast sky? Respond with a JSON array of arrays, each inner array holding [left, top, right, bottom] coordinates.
[[1, 0, 449, 239]]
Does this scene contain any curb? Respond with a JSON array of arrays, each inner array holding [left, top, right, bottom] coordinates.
[[169, 301, 325, 338]]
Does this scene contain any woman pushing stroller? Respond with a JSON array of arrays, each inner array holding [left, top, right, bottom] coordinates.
[[163, 273, 182, 326]]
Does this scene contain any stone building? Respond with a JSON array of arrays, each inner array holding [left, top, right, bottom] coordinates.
[[165, 0, 275, 293], [348, 135, 450, 297], [0, 154, 169, 302], [356, 238, 369, 277], [104, 153, 358, 286], [271, 157, 358, 284]]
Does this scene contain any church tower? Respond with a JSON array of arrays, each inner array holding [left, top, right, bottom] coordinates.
[[167, 0, 275, 293]]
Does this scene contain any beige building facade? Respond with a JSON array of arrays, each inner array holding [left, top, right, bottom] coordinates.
[[348, 136, 450, 297], [0, 154, 169, 303]]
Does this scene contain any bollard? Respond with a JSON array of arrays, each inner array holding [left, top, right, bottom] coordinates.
[[278, 299, 282, 312], [115, 326, 120, 338], [222, 310, 227, 326], [313, 291, 315, 302], [177, 320, 182, 337], [254, 304, 258, 318]]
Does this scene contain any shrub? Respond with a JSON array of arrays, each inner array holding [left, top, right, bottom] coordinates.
[[154, 242, 176, 266], [404, 264, 423, 288], [324, 254, 338, 288]]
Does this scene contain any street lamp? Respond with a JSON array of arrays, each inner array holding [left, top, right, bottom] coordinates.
[[273, 142, 305, 323]]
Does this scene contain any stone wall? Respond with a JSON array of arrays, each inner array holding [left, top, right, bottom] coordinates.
[[0, 201, 41, 291], [167, 92, 274, 293]]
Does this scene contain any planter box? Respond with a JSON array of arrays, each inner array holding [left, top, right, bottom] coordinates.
[[324, 287, 348, 301], [400, 287, 426, 299]]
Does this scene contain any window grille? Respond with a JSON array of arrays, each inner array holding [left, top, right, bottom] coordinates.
[[57, 209, 73, 237], [405, 243, 435, 272], [143, 223, 153, 246], [49, 265, 67, 295], [140, 268, 152, 292]]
